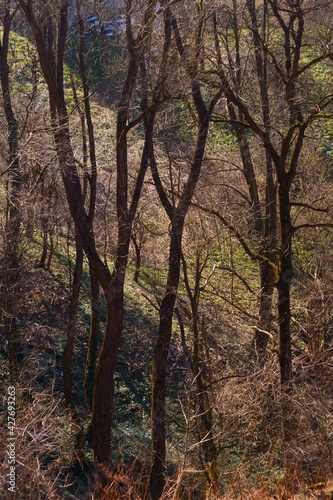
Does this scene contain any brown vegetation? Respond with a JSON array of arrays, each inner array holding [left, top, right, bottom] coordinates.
[[0, 0, 333, 498]]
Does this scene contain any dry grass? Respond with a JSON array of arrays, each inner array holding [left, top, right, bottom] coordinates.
[[0, 350, 93, 499]]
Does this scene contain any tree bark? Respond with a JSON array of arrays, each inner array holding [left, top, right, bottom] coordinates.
[[63, 234, 83, 410], [92, 269, 129, 465], [247, 0, 277, 363], [39, 214, 48, 268], [276, 181, 293, 387], [75, 7, 101, 416], [276, 181, 294, 478]]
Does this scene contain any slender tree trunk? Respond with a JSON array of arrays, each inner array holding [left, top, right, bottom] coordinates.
[[192, 314, 219, 495], [46, 230, 54, 270], [276, 187, 293, 381], [223, 0, 276, 366], [255, 153, 277, 364], [74, 10, 101, 415], [39, 216, 48, 268], [131, 234, 141, 283], [229, 111, 276, 365], [92, 257, 129, 465], [228, 1, 277, 364], [150, 222, 183, 499], [150, 103, 217, 497], [63, 233, 85, 466], [275, 176, 295, 481], [63, 235, 83, 409], [180, 254, 219, 497], [254, 261, 275, 364], [196, 353, 219, 497], [26, 206, 34, 239], [0, 10, 23, 379], [84, 265, 100, 412]]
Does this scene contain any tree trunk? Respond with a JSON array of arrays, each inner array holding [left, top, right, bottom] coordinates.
[[92, 261, 129, 467], [63, 233, 85, 466], [276, 175, 293, 380], [63, 235, 83, 409], [150, 101, 218, 497], [84, 265, 100, 413], [276, 180, 294, 478], [229, 0, 277, 364], [150, 224, 183, 499], [254, 261, 275, 364], [131, 234, 141, 283], [75, 11, 101, 415], [39, 216, 48, 268], [193, 317, 219, 496], [0, 10, 23, 379], [180, 254, 219, 497], [26, 206, 34, 239], [46, 231, 54, 271]]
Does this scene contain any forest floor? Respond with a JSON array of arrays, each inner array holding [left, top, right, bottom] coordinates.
[[1, 226, 332, 499]]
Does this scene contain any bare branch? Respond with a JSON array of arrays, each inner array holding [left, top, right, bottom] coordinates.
[[293, 223, 333, 232], [290, 202, 328, 213]]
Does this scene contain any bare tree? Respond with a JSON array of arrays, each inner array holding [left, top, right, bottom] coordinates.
[[149, 3, 223, 497], [18, 0, 170, 488], [218, 0, 277, 364], [178, 242, 220, 497], [211, 0, 333, 474], [0, 0, 23, 380]]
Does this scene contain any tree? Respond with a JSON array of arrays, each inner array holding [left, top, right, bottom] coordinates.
[[221, 0, 277, 364], [178, 240, 220, 497], [212, 0, 333, 473], [18, 0, 170, 488], [149, 2, 223, 497], [0, 0, 23, 380]]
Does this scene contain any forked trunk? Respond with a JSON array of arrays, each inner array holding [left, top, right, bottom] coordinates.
[[150, 104, 216, 497]]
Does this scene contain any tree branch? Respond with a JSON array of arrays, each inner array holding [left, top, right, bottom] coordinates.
[[290, 202, 328, 213], [293, 223, 333, 233]]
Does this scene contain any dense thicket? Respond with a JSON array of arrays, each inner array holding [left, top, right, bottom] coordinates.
[[0, 1, 332, 498]]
